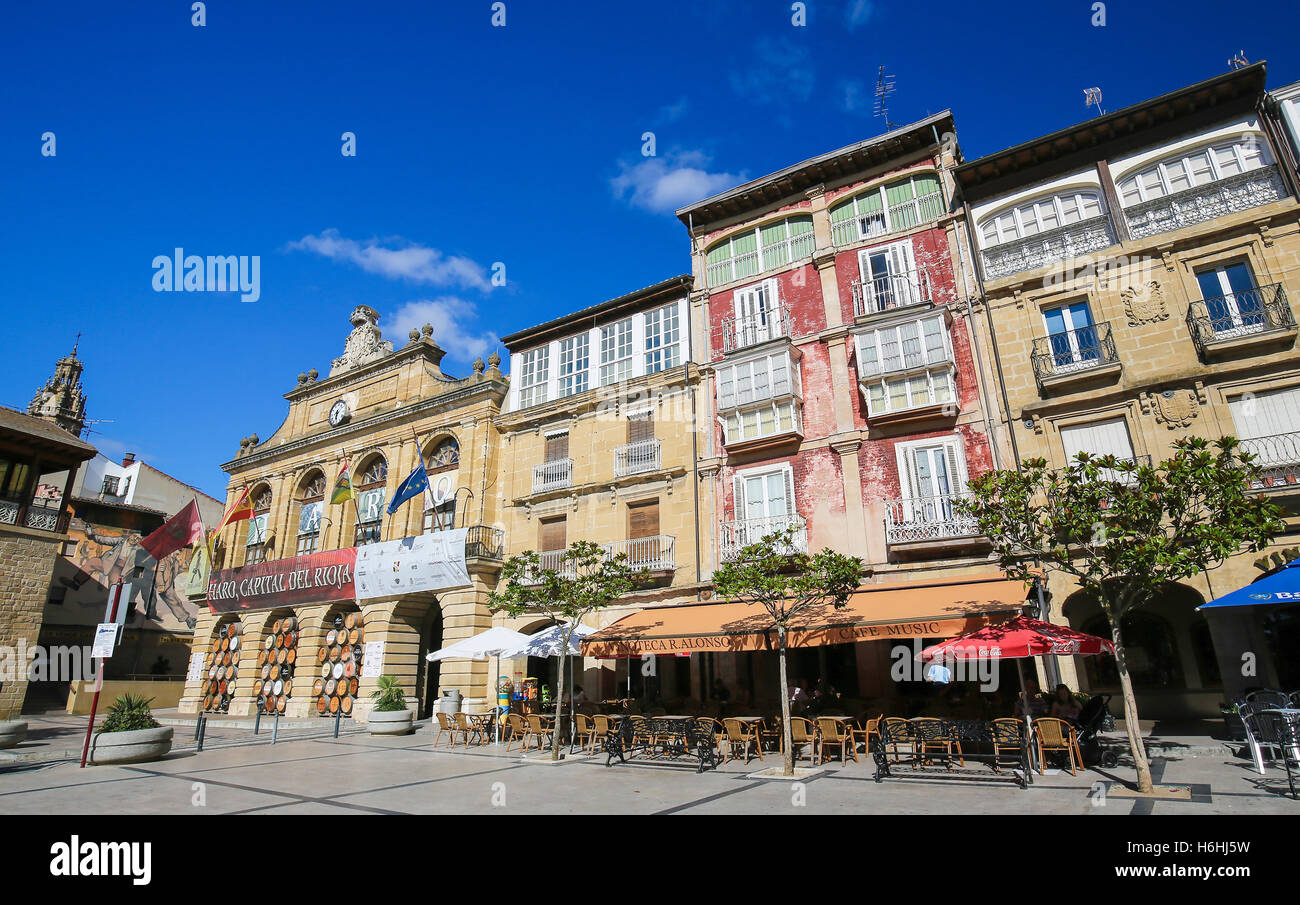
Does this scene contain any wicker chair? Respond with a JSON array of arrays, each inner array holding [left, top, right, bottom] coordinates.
[[453, 711, 483, 747], [784, 717, 819, 763], [722, 718, 764, 764], [433, 711, 455, 748], [574, 713, 595, 752], [523, 714, 553, 751], [591, 714, 617, 754], [853, 714, 882, 755], [758, 716, 782, 753], [816, 717, 858, 765], [1033, 717, 1083, 775], [503, 713, 529, 752]]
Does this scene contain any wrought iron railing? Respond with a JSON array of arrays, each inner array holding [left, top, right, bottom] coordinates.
[[1239, 432, 1300, 489], [613, 439, 661, 477], [851, 268, 932, 317], [532, 457, 574, 493], [721, 302, 791, 353], [884, 493, 980, 545], [706, 232, 815, 287], [1030, 321, 1119, 385], [980, 215, 1116, 280], [830, 190, 945, 247], [465, 525, 505, 560], [0, 495, 69, 533], [1124, 166, 1285, 241], [602, 535, 676, 571], [719, 514, 807, 562], [1185, 284, 1294, 356]]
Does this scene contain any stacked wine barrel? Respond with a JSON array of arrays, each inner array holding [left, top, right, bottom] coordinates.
[[314, 612, 364, 718], [255, 616, 299, 715], [202, 622, 242, 713]]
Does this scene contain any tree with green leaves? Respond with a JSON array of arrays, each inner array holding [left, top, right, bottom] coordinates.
[[488, 540, 646, 761], [711, 526, 864, 776], [958, 436, 1284, 793]]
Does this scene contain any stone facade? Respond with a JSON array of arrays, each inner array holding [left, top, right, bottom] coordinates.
[[0, 527, 64, 719]]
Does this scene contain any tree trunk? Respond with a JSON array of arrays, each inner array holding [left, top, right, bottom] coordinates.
[[552, 642, 567, 762], [1108, 613, 1154, 793], [778, 626, 793, 776]]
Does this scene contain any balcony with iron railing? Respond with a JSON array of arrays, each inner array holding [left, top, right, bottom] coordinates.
[[981, 215, 1117, 281], [706, 232, 816, 287], [831, 191, 946, 247], [0, 494, 70, 534], [1124, 166, 1286, 242], [1030, 321, 1120, 388], [613, 439, 662, 477], [532, 458, 574, 494], [602, 535, 676, 572], [719, 513, 808, 562], [1185, 284, 1295, 358], [721, 302, 792, 354], [884, 493, 981, 548], [465, 525, 505, 560], [851, 268, 933, 318], [1240, 432, 1300, 491]]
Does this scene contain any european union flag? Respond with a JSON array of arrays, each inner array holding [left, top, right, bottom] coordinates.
[[386, 463, 429, 516]]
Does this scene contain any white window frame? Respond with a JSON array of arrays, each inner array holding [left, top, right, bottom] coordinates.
[[557, 333, 590, 398], [894, 436, 969, 503], [1059, 416, 1138, 482], [1117, 137, 1270, 206], [706, 216, 815, 286], [830, 173, 944, 246], [518, 346, 550, 408], [856, 240, 925, 312], [979, 190, 1104, 247], [731, 278, 786, 346], [854, 313, 952, 380], [732, 463, 797, 522], [721, 398, 801, 446], [643, 303, 682, 374], [599, 317, 634, 386], [716, 349, 797, 411]]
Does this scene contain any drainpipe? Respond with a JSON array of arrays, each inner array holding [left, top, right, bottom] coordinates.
[[686, 219, 704, 600]]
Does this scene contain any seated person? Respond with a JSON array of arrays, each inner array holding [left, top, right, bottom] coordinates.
[[1013, 679, 1049, 719], [1050, 684, 1082, 721]]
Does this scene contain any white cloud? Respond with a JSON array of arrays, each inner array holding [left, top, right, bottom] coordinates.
[[838, 79, 870, 114], [388, 297, 500, 363], [729, 38, 814, 106], [845, 0, 874, 30], [287, 229, 492, 292], [657, 97, 690, 124], [611, 150, 744, 214]]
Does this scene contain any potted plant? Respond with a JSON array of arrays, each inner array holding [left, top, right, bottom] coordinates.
[[0, 705, 26, 749], [88, 694, 173, 765], [367, 676, 413, 735]]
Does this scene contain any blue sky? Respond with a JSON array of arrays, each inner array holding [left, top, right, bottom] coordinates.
[[3, 0, 1298, 499]]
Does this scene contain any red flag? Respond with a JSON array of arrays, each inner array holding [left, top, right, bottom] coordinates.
[[140, 500, 205, 560]]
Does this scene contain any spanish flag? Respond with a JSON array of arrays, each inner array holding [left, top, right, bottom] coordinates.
[[213, 483, 255, 536], [331, 458, 354, 505]]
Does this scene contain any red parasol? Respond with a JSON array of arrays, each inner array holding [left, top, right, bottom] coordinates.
[[917, 615, 1114, 662]]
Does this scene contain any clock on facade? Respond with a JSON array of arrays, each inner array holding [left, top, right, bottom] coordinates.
[[328, 400, 350, 426]]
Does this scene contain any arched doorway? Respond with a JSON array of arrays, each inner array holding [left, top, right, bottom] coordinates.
[[415, 602, 443, 718]]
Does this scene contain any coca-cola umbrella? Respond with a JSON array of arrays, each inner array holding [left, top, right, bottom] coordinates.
[[917, 616, 1114, 774]]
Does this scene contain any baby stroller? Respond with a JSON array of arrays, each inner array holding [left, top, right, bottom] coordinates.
[[1075, 694, 1119, 768]]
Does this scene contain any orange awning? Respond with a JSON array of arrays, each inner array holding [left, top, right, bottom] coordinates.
[[581, 575, 1031, 658]]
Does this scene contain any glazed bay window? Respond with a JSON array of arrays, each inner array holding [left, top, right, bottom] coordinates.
[[977, 189, 1112, 280], [722, 399, 801, 446], [855, 314, 954, 417], [643, 303, 681, 374], [1120, 137, 1282, 240], [518, 346, 549, 408], [599, 318, 633, 385], [557, 333, 589, 398], [705, 216, 814, 286], [829, 173, 944, 246], [716, 349, 796, 410]]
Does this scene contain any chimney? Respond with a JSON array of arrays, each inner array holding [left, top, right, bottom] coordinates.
[[122, 453, 136, 467]]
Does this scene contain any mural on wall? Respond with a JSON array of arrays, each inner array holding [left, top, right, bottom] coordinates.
[[50, 520, 201, 631]]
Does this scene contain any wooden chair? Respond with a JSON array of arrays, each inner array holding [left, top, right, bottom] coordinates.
[[816, 717, 859, 765], [880, 717, 919, 768], [591, 714, 617, 754], [523, 714, 553, 751], [991, 718, 1026, 773], [453, 711, 483, 747], [503, 713, 529, 752], [912, 717, 964, 768], [1033, 717, 1083, 775], [433, 711, 455, 748], [574, 713, 595, 752], [758, 716, 782, 753], [722, 718, 763, 765], [784, 717, 819, 763]]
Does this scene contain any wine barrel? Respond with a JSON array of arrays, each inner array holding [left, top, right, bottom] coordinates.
[[328, 696, 340, 714], [352, 645, 364, 663], [348, 677, 359, 696], [325, 678, 336, 696], [354, 627, 364, 644], [344, 612, 357, 630], [264, 634, 275, 650], [332, 662, 344, 680], [343, 660, 356, 679], [261, 664, 271, 680], [347, 628, 360, 645], [264, 694, 276, 713], [317, 696, 328, 714], [253, 679, 264, 698], [333, 614, 345, 629], [257, 649, 267, 667], [270, 663, 281, 681], [321, 662, 332, 679], [316, 646, 328, 664], [210, 637, 221, 653], [228, 623, 241, 638], [272, 618, 283, 635], [274, 633, 284, 650], [340, 696, 353, 715], [281, 678, 292, 697], [220, 636, 230, 652], [229, 635, 240, 652], [340, 645, 352, 663], [272, 679, 283, 697], [283, 616, 296, 632], [312, 678, 325, 697], [286, 649, 296, 666], [325, 629, 337, 646]]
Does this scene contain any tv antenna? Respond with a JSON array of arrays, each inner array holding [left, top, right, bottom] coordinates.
[[1228, 50, 1250, 70], [1083, 87, 1105, 117], [81, 418, 115, 439], [874, 65, 899, 130]]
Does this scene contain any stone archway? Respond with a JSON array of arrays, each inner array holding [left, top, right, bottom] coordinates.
[[414, 601, 444, 719]]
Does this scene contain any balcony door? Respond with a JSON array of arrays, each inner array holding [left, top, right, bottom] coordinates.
[[733, 280, 782, 347], [898, 439, 966, 528], [1196, 262, 1260, 336], [1043, 301, 1098, 371], [858, 240, 920, 313], [1228, 386, 1300, 481], [1059, 417, 1136, 482], [627, 499, 662, 568], [733, 467, 795, 546]]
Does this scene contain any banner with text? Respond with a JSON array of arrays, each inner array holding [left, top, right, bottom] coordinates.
[[207, 548, 357, 613], [355, 530, 471, 600]]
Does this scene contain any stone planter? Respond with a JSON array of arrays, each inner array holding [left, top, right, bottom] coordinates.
[[368, 709, 413, 736], [0, 720, 28, 749], [88, 726, 173, 765]]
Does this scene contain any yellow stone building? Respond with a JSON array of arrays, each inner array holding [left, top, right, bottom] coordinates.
[[955, 64, 1300, 719], [493, 276, 709, 701], [179, 307, 509, 719]]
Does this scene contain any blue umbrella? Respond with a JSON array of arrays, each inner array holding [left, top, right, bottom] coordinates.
[[1199, 559, 1300, 609]]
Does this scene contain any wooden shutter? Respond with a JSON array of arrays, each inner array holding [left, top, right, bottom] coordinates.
[[732, 474, 747, 521], [628, 500, 659, 539], [782, 467, 796, 517], [628, 413, 654, 444], [545, 432, 569, 461], [540, 516, 566, 552]]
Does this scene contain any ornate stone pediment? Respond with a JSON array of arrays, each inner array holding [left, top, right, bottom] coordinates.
[[329, 306, 393, 377], [1141, 386, 1203, 429], [1121, 281, 1169, 326]]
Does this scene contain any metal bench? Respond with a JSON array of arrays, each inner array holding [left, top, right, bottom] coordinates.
[[604, 716, 720, 773], [871, 718, 1031, 789]]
